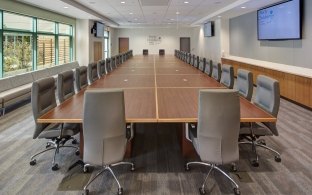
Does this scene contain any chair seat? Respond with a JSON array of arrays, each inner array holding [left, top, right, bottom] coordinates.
[[63, 123, 80, 136], [240, 122, 273, 136], [38, 123, 62, 139]]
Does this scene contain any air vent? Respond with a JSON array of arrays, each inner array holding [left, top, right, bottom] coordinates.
[[140, 0, 169, 6]]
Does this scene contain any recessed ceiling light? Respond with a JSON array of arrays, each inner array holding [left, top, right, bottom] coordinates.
[[89, 1, 95, 4], [176, 11, 180, 15], [218, 15, 222, 18], [134, 18, 138, 20], [241, 6, 246, 9], [129, 12, 133, 15], [121, 1, 125, 3], [63, 6, 69, 9], [170, 18, 175, 21], [184, 1, 189, 3]]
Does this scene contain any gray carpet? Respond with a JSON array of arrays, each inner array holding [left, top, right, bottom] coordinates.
[[0, 97, 312, 194]]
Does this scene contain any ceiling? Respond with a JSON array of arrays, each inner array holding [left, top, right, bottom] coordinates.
[[18, 0, 282, 28]]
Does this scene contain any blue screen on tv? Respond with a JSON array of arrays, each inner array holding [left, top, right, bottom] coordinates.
[[257, 0, 301, 40]]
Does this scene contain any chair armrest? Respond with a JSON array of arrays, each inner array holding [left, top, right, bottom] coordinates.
[[185, 123, 196, 142], [126, 123, 134, 141]]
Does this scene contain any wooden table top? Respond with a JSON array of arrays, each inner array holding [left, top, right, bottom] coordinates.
[[38, 55, 276, 123]]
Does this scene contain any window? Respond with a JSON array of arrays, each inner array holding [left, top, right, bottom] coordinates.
[[104, 30, 109, 59], [37, 19, 55, 33], [58, 36, 70, 64], [37, 35, 55, 69], [0, 11, 74, 78], [3, 32, 33, 77], [3, 12, 33, 31]]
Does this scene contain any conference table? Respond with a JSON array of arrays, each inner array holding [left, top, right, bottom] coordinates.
[[38, 55, 276, 157]]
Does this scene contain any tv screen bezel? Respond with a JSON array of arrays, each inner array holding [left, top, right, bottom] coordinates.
[[204, 21, 214, 37], [257, 0, 302, 41], [94, 22, 104, 38]]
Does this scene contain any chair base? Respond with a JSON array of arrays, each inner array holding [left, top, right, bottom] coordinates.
[[30, 138, 79, 171], [239, 139, 281, 167], [83, 161, 135, 195], [185, 162, 240, 195]]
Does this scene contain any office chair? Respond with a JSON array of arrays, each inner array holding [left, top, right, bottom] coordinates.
[[191, 54, 196, 66], [143, 49, 148, 55], [198, 58, 206, 72], [30, 77, 79, 171], [97, 60, 106, 77], [220, 64, 234, 89], [236, 69, 253, 101], [57, 70, 75, 103], [211, 62, 222, 81], [74, 66, 88, 93], [111, 56, 117, 69], [87, 62, 98, 84], [185, 89, 241, 195], [159, 49, 165, 55], [82, 89, 135, 195], [204, 59, 212, 76], [106, 58, 112, 73], [195, 56, 200, 69], [188, 53, 192, 64], [239, 75, 281, 167]]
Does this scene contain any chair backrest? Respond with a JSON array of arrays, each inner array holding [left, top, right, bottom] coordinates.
[[97, 60, 106, 77], [188, 53, 192, 64], [212, 62, 221, 81], [198, 58, 206, 72], [143, 49, 148, 55], [197, 89, 240, 164], [159, 49, 165, 55], [74, 66, 88, 92], [195, 56, 200, 68], [57, 70, 75, 103], [255, 75, 280, 136], [87, 62, 98, 84], [220, 64, 234, 89], [31, 77, 57, 139], [204, 59, 212, 76], [111, 56, 117, 69], [236, 69, 253, 101], [192, 55, 196, 66], [83, 89, 127, 166], [106, 58, 112, 73]]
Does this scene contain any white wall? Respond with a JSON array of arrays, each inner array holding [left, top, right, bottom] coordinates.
[[229, 0, 312, 69], [112, 27, 194, 56]]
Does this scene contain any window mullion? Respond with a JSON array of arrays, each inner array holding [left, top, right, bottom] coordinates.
[[0, 10, 3, 78]]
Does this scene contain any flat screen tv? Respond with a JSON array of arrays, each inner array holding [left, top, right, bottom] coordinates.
[[204, 21, 214, 37], [257, 0, 302, 40], [93, 22, 104, 38]]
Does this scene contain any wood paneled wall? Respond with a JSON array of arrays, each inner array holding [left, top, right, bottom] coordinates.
[[222, 58, 312, 109]]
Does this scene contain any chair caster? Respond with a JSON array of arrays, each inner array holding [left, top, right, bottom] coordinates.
[[251, 160, 259, 167], [83, 166, 89, 173], [275, 156, 281, 162], [257, 139, 266, 145], [72, 139, 78, 144], [30, 159, 36, 166], [52, 163, 59, 171], [75, 150, 80, 156], [46, 143, 51, 148], [199, 187, 206, 195], [117, 187, 123, 195], [131, 164, 135, 171], [232, 164, 238, 172], [185, 164, 190, 171], [84, 189, 89, 195], [234, 188, 240, 195]]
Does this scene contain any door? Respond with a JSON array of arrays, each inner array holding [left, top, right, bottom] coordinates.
[[119, 37, 129, 53], [180, 37, 190, 53], [94, 41, 103, 61]]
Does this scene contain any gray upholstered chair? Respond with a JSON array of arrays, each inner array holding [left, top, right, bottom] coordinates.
[[159, 49, 165, 55], [30, 77, 79, 171], [198, 58, 206, 72], [87, 62, 98, 84], [57, 70, 75, 103], [204, 59, 212, 76], [74, 66, 88, 93], [82, 89, 135, 195], [143, 49, 148, 55], [239, 75, 281, 167], [211, 62, 222, 81], [220, 64, 234, 89], [191, 54, 196, 66], [195, 56, 200, 69], [97, 60, 106, 77], [185, 89, 241, 195], [188, 53, 192, 64], [106, 58, 112, 73], [111, 56, 117, 69], [236, 69, 253, 101]]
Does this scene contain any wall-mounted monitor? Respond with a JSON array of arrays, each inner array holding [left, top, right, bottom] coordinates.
[[204, 21, 214, 37], [92, 22, 105, 38], [257, 0, 302, 40]]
